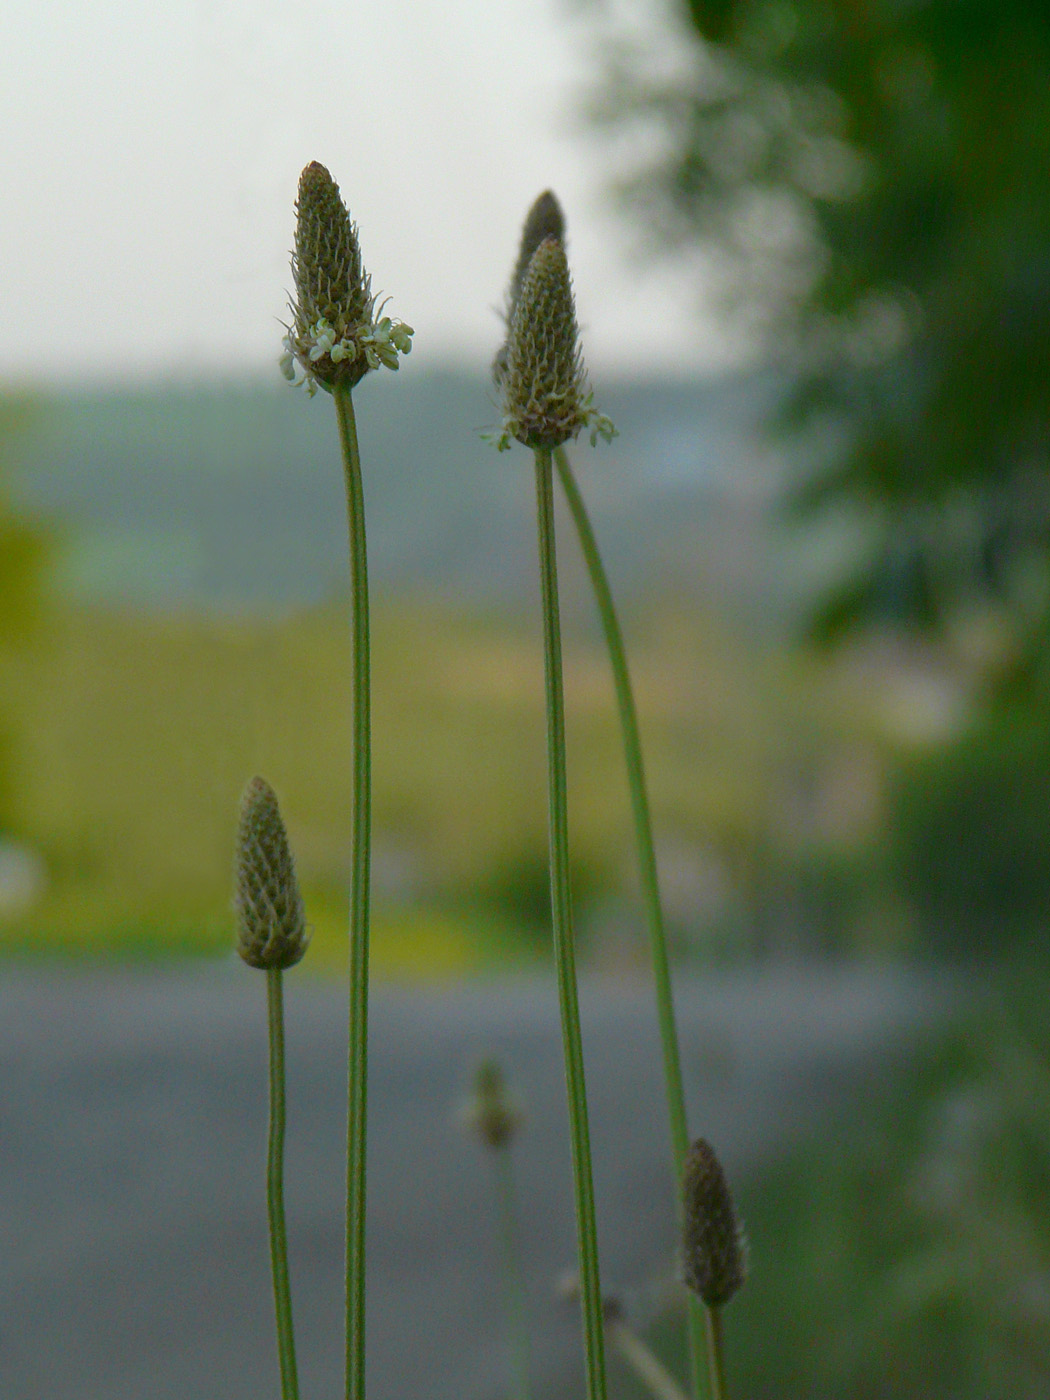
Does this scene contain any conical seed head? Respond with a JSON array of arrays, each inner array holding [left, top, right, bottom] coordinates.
[[681, 1138, 747, 1308], [234, 777, 309, 971], [501, 236, 587, 450], [294, 162, 370, 333], [288, 162, 373, 390], [283, 162, 412, 393]]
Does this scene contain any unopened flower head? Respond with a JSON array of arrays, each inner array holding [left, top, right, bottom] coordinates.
[[493, 236, 615, 452], [282, 162, 413, 396], [681, 1138, 747, 1308], [234, 776, 309, 971]]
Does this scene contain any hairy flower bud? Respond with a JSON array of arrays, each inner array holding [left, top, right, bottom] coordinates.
[[493, 238, 603, 453], [681, 1138, 747, 1308], [282, 162, 412, 396], [502, 237, 583, 449], [234, 777, 308, 971], [491, 230, 615, 453]]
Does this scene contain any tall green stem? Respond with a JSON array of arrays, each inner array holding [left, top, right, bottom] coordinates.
[[334, 384, 371, 1400], [705, 1308, 728, 1400], [493, 1147, 532, 1400], [553, 445, 706, 1398], [533, 446, 608, 1400], [266, 968, 300, 1400]]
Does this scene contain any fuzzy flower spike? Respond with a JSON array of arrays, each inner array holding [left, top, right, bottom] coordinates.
[[281, 161, 413, 396], [681, 1138, 747, 1309], [234, 776, 309, 971], [494, 235, 615, 452]]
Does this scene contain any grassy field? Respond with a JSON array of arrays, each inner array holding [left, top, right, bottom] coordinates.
[[4, 593, 1045, 1398], [0, 594, 886, 970], [613, 960, 1050, 1400]]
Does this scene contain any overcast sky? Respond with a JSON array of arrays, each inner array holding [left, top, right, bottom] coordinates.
[[1, 0, 740, 387]]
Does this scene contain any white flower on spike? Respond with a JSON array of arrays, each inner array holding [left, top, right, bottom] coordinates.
[[283, 163, 414, 395]]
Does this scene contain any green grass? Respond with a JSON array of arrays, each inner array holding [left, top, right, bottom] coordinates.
[[623, 961, 1050, 1400], [0, 596, 891, 967]]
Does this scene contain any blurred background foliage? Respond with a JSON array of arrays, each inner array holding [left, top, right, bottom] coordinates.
[[590, 0, 1050, 655], [715, 966, 1050, 1398], [580, 5, 1050, 1395], [0, 4, 1047, 1396], [587, 0, 1050, 957], [0, 372, 906, 970], [0, 2, 1044, 973], [0, 396, 52, 830]]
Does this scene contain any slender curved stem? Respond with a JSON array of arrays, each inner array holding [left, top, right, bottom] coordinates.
[[533, 446, 608, 1400], [493, 1147, 532, 1400], [552, 447, 688, 1162], [607, 1317, 691, 1400], [334, 384, 371, 1400], [553, 445, 706, 1398], [266, 968, 300, 1400]]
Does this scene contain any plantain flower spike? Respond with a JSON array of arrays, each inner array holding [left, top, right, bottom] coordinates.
[[494, 189, 567, 382], [681, 1138, 747, 1308], [462, 1057, 523, 1150], [494, 234, 615, 452], [281, 161, 413, 397], [234, 776, 309, 971]]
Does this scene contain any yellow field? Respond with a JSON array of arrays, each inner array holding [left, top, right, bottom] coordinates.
[[0, 596, 880, 970]]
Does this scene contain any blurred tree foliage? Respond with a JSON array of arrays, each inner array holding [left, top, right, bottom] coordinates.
[[890, 705, 1050, 956], [588, 0, 1050, 952], [588, 0, 1050, 679]]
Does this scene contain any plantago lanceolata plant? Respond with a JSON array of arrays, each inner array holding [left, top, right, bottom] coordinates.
[[682, 1139, 747, 1400], [225, 166, 753, 1400], [234, 775, 309, 1400], [491, 227, 613, 1400], [492, 190, 566, 386], [284, 160, 412, 1400], [497, 192, 705, 1400]]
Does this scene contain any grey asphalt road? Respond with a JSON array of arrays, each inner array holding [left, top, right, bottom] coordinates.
[[0, 963, 945, 1400]]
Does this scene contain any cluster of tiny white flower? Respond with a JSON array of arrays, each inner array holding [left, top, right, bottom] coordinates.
[[360, 316, 415, 371], [308, 319, 343, 363], [280, 338, 307, 390], [486, 395, 618, 454], [281, 313, 414, 396]]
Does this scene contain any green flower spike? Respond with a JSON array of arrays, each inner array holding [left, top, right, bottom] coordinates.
[[235, 776, 305, 1400], [234, 776, 309, 971], [493, 235, 615, 452], [282, 162, 413, 396]]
